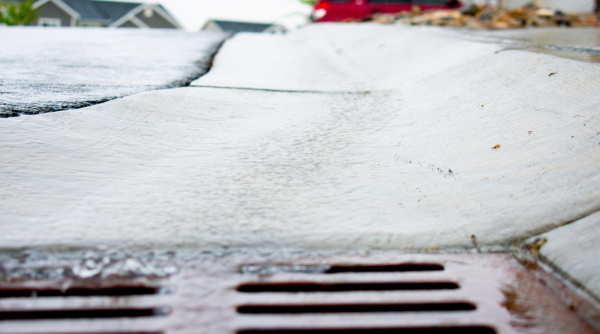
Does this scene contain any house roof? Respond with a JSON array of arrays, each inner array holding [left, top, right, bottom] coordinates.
[[61, 0, 140, 22], [90, 1, 141, 23], [23, 0, 177, 26], [59, 0, 141, 23], [209, 20, 276, 33]]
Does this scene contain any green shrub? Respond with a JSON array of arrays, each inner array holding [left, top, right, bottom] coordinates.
[[0, 0, 38, 26]]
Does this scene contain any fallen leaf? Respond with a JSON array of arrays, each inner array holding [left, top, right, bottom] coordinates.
[[530, 237, 548, 258]]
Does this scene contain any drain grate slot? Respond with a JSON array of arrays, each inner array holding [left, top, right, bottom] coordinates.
[[237, 282, 459, 293], [324, 264, 444, 274], [16, 333, 164, 334], [237, 302, 476, 314], [0, 307, 170, 320], [237, 327, 497, 334], [0, 286, 164, 298]]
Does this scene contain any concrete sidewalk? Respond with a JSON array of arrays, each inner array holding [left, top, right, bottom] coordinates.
[[0, 24, 599, 304]]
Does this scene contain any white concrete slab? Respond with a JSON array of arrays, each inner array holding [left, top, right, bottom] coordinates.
[[2, 25, 600, 252], [1, 24, 599, 253], [0, 27, 228, 116], [532, 212, 600, 301], [192, 25, 501, 92]]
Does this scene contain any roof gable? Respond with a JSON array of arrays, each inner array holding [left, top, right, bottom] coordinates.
[[22, 0, 180, 27], [32, 0, 81, 19], [34, 0, 144, 24]]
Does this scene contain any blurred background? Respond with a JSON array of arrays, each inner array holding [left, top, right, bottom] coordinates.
[[1, 0, 597, 32], [135, 0, 312, 31]]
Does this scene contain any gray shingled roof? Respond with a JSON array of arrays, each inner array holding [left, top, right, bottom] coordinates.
[[211, 20, 275, 33], [60, 0, 105, 21], [12, 0, 178, 26], [15, 0, 149, 24], [89, 1, 141, 23], [62, 0, 141, 23]]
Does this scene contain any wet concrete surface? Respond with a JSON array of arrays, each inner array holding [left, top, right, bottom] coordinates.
[[1, 24, 600, 332], [531, 211, 600, 302], [460, 27, 600, 63], [1, 25, 599, 252], [0, 27, 228, 117]]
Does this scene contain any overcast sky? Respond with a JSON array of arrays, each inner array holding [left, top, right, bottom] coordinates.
[[139, 0, 313, 31]]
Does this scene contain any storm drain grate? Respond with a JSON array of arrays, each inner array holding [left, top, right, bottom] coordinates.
[[1, 253, 599, 334], [0, 281, 171, 334], [234, 261, 497, 334]]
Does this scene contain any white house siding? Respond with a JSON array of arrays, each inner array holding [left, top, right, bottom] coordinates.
[[462, 0, 595, 12], [119, 20, 138, 28], [135, 8, 178, 29], [202, 21, 223, 33]]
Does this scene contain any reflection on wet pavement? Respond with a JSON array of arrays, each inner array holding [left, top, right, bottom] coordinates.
[[461, 28, 600, 63]]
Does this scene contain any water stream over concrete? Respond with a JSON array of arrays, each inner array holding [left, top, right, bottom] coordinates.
[[461, 27, 600, 63]]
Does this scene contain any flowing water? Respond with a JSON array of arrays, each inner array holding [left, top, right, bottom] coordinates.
[[462, 27, 600, 63]]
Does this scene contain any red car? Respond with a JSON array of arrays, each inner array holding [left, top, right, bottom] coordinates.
[[312, 0, 462, 22]]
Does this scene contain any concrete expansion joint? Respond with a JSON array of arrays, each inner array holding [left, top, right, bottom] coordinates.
[[521, 208, 600, 307], [537, 252, 600, 305], [188, 84, 371, 96], [192, 34, 234, 85], [526, 205, 600, 240]]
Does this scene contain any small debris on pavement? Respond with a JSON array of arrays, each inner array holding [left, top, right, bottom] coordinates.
[[471, 234, 481, 253], [492, 144, 501, 149], [367, 3, 600, 29], [529, 237, 548, 258]]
